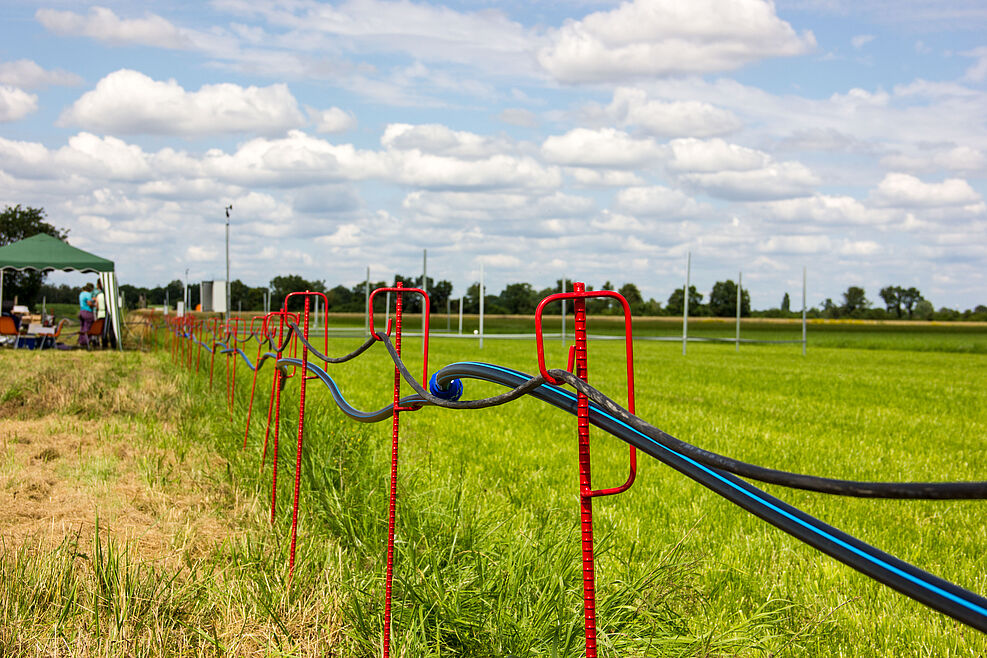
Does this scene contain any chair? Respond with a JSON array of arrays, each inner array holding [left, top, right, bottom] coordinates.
[[39, 319, 68, 349], [87, 317, 105, 340], [0, 316, 21, 348]]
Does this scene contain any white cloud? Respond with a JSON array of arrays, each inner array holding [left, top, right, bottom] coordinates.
[[666, 138, 770, 172], [870, 173, 982, 208], [225, 0, 537, 74], [664, 138, 819, 200], [497, 108, 538, 128], [538, 0, 815, 83], [541, 128, 661, 168], [60, 69, 305, 137], [186, 245, 218, 262], [759, 235, 831, 254], [0, 59, 82, 88], [880, 146, 987, 174], [614, 185, 707, 217], [309, 106, 357, 133], [0, 86, 37, 122], [679, 163, 819, 201], [851, 34, 875, 50], [839, 240, 881, 256], [961, 46, 987, 83], [36, 6, 192, 49], [564, 168, 645, 187], [604, 87, 741, 138], [754, 195, 892, 226], [382, 123, 512, 159]]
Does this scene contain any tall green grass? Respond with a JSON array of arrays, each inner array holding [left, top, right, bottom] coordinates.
[[262, 331, 986, 656]]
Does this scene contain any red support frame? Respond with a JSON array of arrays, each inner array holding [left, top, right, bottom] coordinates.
[[243, 314, 269, 451], [260, 309, 299, 523], [534, 282, 637, 658], [367, 282, 430, 658], [281, 290, 330, 580]]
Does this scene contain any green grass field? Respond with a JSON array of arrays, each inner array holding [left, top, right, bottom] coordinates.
[[2, 326, 985, 655]]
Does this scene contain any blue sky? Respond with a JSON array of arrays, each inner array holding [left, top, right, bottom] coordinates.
[[1, 0, 985, 310]]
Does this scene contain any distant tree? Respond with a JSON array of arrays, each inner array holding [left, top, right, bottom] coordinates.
[[899, 287, 923, 319], [708, 279, 750, 317], [913, 299, 934, 320], [841, 286, 869, 316], [781, 292, 790, 314], [821, 298, 839, 319], [618, 282, 643, 306], [270, 274, 325, 312], [666, 285, 703, 316], [430, 279, 454, 314], [499, 282, 538, 314], [0, 205, 69, 307], [879, 286, 903, 318], [229, 279, 265, 311]]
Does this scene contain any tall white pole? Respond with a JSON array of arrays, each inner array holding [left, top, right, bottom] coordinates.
[[735, 271, 742, 352], [224, 204, 232, 323], [561, 277, 566, 346], [479, 264, 484, 349], [682, 252, 691, 356], [365, 266, 370, 337], [802, 266, 807, 356], [458, 296, 463, 335], [446, 296, 451, 332]]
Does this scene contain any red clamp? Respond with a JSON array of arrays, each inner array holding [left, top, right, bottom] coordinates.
[[534, 286, 637, 497]]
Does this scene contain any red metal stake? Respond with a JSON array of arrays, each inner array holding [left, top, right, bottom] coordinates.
[[572, 283, 598, 657], [288, 295, 312, 579], [384, 282, 403, 658], [535, 282, 637, 658], [196, 320, 202, 373], [365, 281, 431, 658], [209, 319, 218, 388]]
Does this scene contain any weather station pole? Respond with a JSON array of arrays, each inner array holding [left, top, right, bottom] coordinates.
[[479, 263, 484, 349], [736, 271, 742, 352], [802, 266, 807, 356], [225, 204, 232, 323], [682, 251, 691, 356]]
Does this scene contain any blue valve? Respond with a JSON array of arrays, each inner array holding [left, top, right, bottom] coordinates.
[[429, 372, 463, 401]]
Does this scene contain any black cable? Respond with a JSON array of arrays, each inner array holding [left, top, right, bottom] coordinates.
[[373, 334, 987, 500]]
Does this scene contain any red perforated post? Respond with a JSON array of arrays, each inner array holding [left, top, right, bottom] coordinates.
[[386, 282, 402, 658], [209, 318, 218, 388], [572, 283, 598, 656], [194, 320, 201, 373], [535, 282, 637, 658], [186, 317, 194, 370], [366, 281, 430, 658], [285, 292, 321, 581]]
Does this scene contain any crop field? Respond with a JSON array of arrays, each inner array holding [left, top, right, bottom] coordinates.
[[1, 323, 985, 656]]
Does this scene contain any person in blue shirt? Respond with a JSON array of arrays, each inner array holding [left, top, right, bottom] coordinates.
[[78, 282, 95, 348]]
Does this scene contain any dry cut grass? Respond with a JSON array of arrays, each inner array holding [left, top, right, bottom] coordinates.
[[0, 349, 345, 656]]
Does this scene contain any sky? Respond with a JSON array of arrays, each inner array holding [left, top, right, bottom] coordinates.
[[0, 0, 985, 311]]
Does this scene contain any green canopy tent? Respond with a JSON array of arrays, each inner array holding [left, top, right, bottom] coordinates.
[[0, 233, 123, 349]]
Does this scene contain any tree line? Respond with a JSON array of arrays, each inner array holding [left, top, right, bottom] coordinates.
[[101, 276, 985, 322]]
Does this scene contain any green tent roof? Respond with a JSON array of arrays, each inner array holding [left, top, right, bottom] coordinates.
[[0, 233, 114, 273]]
